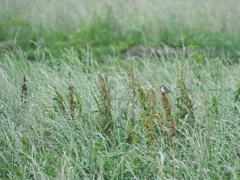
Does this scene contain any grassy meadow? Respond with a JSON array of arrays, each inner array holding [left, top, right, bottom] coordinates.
[[0, 0, 240, 179]]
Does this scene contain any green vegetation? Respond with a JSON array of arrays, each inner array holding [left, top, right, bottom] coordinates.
[[0, 0, 239, 179], [1, 0, 240, 60]]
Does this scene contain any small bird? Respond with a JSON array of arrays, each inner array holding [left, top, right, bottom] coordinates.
[[160, 85, 172, 94]]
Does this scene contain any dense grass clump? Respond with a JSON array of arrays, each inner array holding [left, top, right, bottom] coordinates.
[[0, 47, 239, 179]]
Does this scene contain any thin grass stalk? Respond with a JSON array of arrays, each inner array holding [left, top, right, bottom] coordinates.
[[21, 75, 27, 103]]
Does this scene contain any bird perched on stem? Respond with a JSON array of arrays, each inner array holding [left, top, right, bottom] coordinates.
[[160, 85, 172, 94]]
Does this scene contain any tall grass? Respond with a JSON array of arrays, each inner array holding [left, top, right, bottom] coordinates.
[[0, 0, 239, 179], [0, 47, 239, 179]]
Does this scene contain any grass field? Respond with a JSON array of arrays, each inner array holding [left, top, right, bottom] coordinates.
[[1, 0, 240, 59], [0, 0, 240, 179]]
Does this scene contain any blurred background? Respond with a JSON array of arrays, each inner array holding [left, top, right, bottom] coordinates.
[[0, 0, 239, 60]]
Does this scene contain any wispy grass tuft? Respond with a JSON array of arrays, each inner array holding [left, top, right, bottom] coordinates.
[[93, 73, 113, 135]]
